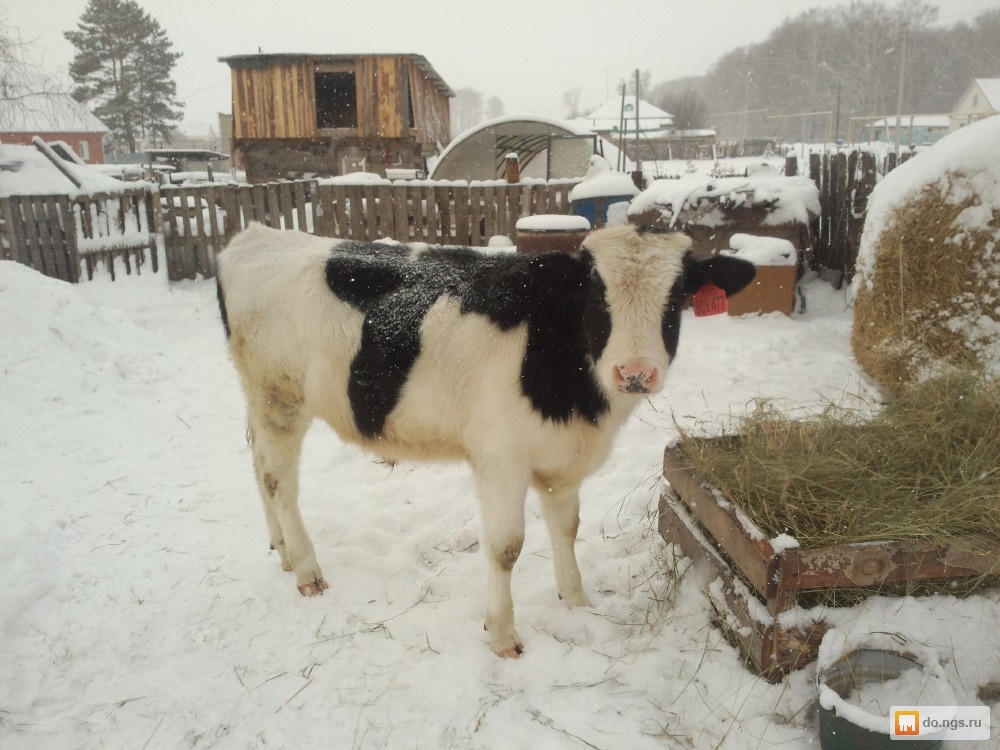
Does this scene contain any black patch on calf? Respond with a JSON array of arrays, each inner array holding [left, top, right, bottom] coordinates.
[[217, 279, 231, 339], [324, 244, 610, 436]]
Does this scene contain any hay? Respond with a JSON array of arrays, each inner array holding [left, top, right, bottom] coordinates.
[[852, 174, 1000, 395], [677, 373, 1000, 555]]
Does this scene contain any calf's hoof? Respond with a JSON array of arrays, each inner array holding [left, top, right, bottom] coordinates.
[[486, 625, 524, 658], [297, 577, 329, 597]]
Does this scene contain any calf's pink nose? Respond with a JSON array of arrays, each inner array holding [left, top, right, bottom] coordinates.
[[614, 363, 658, 393]]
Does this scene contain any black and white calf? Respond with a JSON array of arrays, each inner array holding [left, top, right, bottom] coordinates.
[[216, 222, 754, 656]]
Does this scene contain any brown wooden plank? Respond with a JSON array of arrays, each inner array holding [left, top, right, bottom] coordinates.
[[191, 187, 211, 277], [392, 184, 410, 243], [18, 197, 48, 275], [237, 185, 254, 231], [428, 186, 446, 244], [483, 184, 501, 239], [346, 186, 364, 241], [203, 185, 224, 263], [503, 184, 520, 239], [264, 183, 280, 229], [331, 185, 350, 240], [662, 446, 774, 596], [57, 195, 81, 282], [250, 185, 268, 225], [315, 184, 332, 238], [453, 185, 470, 245], [182, 188, 199, 278], [660, 491, 828, 681], [375, 184, 394, 241], [658, 491, 774, 678], [293, 181, 308, 233], [1, 197, 21, 263], [42, 195, 71, 282]]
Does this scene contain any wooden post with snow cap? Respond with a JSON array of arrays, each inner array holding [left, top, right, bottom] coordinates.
[[504, 153, 520, 184]]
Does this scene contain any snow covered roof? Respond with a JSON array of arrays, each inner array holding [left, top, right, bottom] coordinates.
[[974, 78, 1000, 109], [872, 115, 950, 128], [0, 142, 124, 196], [0, 69, 108, 135], [575, 98, 673, 133]]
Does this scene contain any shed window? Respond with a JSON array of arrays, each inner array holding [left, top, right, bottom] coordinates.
[[315, 71, 357, 129], [79, 140, 90, 161]]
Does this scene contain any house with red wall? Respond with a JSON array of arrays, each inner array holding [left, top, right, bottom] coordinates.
[[1, 70, 109, 164]]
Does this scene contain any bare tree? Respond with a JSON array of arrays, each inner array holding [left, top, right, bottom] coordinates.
[[1, 20, 69, 130], [563, 87, 583, 118], [450, 87, 485, 134]]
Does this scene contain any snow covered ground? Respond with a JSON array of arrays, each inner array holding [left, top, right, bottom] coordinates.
[[2, 256, 997, 750]]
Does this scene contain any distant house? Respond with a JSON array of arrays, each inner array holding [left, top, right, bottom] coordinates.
[[950, 78, 1000, 131], [574, 99, 716, 162], [219, 52, 453, 183], [575, 98, 674, 140], [0, 70, 108, 164], [872, 115, 951, 146]]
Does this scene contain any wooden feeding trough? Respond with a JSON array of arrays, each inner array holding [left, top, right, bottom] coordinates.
[[658, 443, 1000, 682]]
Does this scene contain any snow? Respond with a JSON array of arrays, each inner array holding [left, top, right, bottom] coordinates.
[[568, 156, 640, 202], [3, 255, 998, 749], [0, 143, 129, 196], [629, 173, 821, 229], [514, 215, 591, 232], [817, 629, 957, 735], [855, 115, 1000, 292], [722, 233, 798, 267]]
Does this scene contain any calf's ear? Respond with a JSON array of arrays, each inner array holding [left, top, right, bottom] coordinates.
[[682, 254, 757, 297]]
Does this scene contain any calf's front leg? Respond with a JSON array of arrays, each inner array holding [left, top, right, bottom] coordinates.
[[538, 484, 591, 608]]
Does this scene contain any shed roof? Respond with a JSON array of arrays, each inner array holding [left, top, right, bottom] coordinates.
[[217, 52, 455, 97]]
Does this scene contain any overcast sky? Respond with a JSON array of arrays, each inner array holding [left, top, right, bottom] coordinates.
[[4, 0, 998, 135]]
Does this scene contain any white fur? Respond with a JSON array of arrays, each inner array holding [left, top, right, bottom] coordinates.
[[217, 222, 691, 656]]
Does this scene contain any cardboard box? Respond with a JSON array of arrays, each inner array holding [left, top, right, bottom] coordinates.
[[727, 264, 798, 316]]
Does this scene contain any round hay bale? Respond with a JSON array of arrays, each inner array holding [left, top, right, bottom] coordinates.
[[852, 117, 1000, 394]]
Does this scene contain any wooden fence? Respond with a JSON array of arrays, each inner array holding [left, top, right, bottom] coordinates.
[[3, 153, 912, 285], [788, 149, 910, 284], [1, 187, 158, 282]]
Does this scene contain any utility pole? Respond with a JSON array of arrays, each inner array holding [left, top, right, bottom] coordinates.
[[835, 81, 842, 143], [893, 21, 909, 155], [743, 70, 751, 141], [634, 69, 642, 187]]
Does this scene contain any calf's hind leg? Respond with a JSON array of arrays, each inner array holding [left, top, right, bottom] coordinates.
[[247, 379, 327, 596]]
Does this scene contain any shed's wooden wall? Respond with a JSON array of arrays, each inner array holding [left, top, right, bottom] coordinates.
[[231, 60, 314, 140], [229, 55, 450, 148]]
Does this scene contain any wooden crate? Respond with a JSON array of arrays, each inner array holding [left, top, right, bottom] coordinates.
[[658, 444, 1000, 682]]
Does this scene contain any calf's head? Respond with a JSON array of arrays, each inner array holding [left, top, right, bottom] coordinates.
[[579, 225, 756, 396]]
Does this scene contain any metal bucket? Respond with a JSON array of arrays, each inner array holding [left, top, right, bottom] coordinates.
[[817, 648, 946, 750]]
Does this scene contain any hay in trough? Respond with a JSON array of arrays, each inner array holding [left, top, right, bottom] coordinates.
[[851, 120, 1000, 395], [677, 373, 1000, 558]]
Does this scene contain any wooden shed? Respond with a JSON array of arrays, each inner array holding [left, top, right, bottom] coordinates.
[[219, 53, 453, 183]]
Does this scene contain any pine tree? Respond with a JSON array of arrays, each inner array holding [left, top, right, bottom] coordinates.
[[64, 0, 182, 153]]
